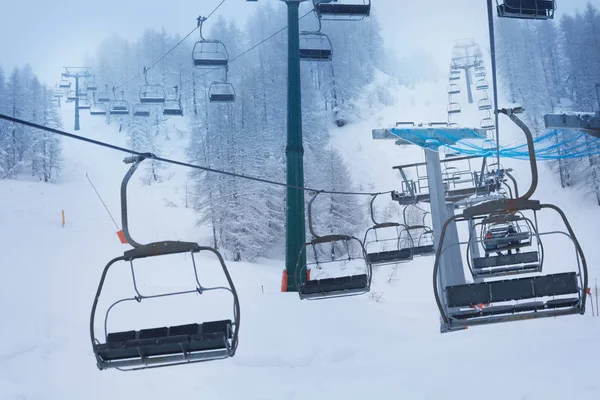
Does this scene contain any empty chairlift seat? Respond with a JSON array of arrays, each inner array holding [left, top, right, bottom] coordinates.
[[476, 79, 489, 90], [448, 102, 461, 114], [313, 0, 371, 20], [448, 84, 461, 95], [209, 82, 236, 103], [297, 192, 372, 300], [449, 70, 461, 81], [481, 117, 495, 130], [163, 101, 183, 116], [193, 41, 229, 68], [91, 158, 241, 370], [446, 272, 581, 322], [496, 0, 556, 19], [475, 68, 486, 78], [478, 98, 493, 111], [110, 100, 130, 115], [297, 234, 372, 300], [133, 104, 151, 117], [95, 320, 234, 368], [78, 98, 91, 110], [139, 84, 166, 103], [299, 32, 333, 62], [90, 104, 107, 116], [363, 194, 414, 265]]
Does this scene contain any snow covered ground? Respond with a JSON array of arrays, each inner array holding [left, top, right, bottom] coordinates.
[[1, 77, 600, 400]]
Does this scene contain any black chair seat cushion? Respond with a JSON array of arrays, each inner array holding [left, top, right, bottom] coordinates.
[[302, 274, 368, 294], [98, 320, 232, 361]]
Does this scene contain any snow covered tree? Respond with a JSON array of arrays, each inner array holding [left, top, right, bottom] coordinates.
[[31, 86, 62, 182]]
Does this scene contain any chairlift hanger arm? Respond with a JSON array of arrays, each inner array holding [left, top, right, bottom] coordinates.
[[498, 107, 537, 200]]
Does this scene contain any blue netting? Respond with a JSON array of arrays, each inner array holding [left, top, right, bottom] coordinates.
[[387, 127, 600, 160]]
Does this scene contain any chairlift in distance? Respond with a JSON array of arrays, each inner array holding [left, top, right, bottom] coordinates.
[[401, 204, 435, 257], [496, 0, 556, 20], [78, 97, 91, 110], [90, 92, 107, 116], [476, 79, 490, 91], [87, 75, 98, 92], [192, 17, 229, 69], [448, 102, 462, 114], [362, 193, 413, 266], [97, 85, 111, 103], [448, 84, 461, 95], [295, 191, 372, 300], [432, 107, 588, 333], [474, 68, 486, 78], [139, 67, 166, 104], [481, 117, 495, 130], [163, 85, 184, 116], [109, 88, 130, 116], [478, 98, 493, 111], [449, 70, 461, 81], [67, 90, 78, 101], [209, 81, 236, 103], [300, 19, 333, 62], [208, 66, 236, 103], [90, 155, 240, 370], [313, 0, 371, 21], [133, 103, 151, 117], [59, 79, 71, 89]]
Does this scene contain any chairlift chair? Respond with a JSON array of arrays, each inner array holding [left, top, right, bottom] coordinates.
[[163, 85, 184, 116], [496, 0, 556, 20], [362, 193, 413, 266], [476, 79, 490, 91], [296, 192, 372, 300], [97, 85, 111, 103], [90, 92, 108, 116], [400, 225, 435, 257], [475, 68, 486, 78], [433, 107, 588, 333], [59, 79, 71, 89], [87, 76, 98, 92], [90, 155, 240, 370], [139, 67, 166, 103], [209, 81, 236, 103], [449, 70, 461, 81], [90, 104, 107, 116], [478, 98, 493, 111], [481, 117, 496, 130], [400, 205, 435, 256], [313, 0, 371, 21], [299, 31, 333, 62], [109, 89, 130, 116], [67, 90, 78, 101], [133, 104, 151, 117], [447, 102, 461, 114], [448, 84, 461, 95], [78, 97, 91, 110]]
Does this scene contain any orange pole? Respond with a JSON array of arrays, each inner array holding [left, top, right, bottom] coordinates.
[[281, 270, 288, 292], [61, 210, 65, 227]]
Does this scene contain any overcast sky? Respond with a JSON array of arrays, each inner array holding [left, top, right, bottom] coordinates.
[[0, 0, 597, 85]]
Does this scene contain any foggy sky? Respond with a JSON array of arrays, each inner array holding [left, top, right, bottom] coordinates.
[[0, 0, 597, 85]]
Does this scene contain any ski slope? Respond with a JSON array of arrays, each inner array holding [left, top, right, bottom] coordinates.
[[1, 77, 600, 400]]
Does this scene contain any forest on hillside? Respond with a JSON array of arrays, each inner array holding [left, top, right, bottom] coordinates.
[[496, 2, 600, 196], [0, 65, 62, 182]]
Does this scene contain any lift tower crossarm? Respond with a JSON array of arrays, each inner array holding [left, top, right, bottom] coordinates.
[[544, 112, 600, 138]]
